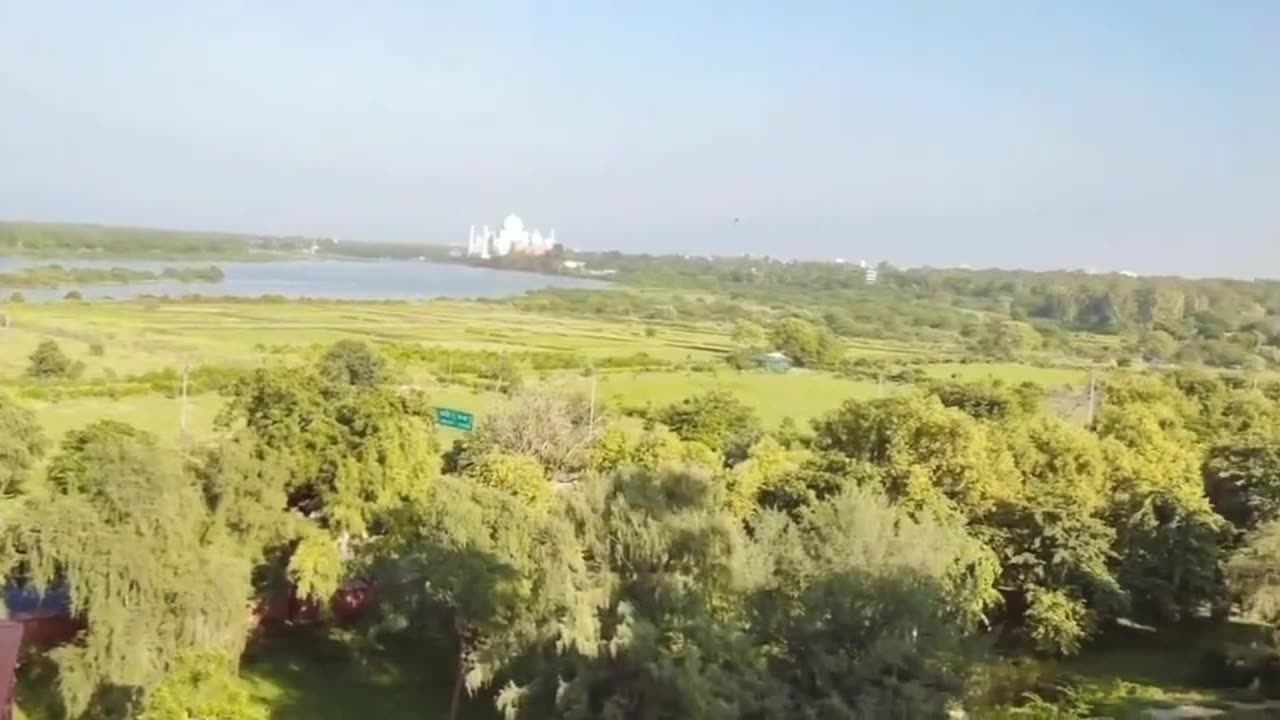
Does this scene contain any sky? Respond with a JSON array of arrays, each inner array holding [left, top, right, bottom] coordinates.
[[1, 1, 1277, 276]]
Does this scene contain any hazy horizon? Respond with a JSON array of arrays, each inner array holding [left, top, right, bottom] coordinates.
[[2, 2, 1277, 277]]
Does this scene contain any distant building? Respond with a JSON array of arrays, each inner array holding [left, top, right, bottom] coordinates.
[[757, 351, 793, 373], [865, 264, 879, 285], [561, 260, 586, 270], [467, 214, 558, 259]]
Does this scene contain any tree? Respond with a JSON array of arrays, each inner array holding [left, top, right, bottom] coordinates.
[[1205, 437, 1280, 535], [1227, 520, 1280, 627], [446, 386, 599, 482], [217, 353, 442, 602], [812, 395, 1020, 521], [747, 485, 998, 717], [970, 320, 1042, 359], [0, 392, 46, 496], [768, 317, 844, 368], [500, 469, 779, 720], [659, 389, 763, 462], [2, 421, 256, 717], [730, 320, 766, 348], [372, 476, 596, 720], [724, 435, 798, 519], [990, 417, 1122, 653], [316, 339, 388, 389], [27, 339, 74, 379], [926, 379, 1035, 421], [1097, 403, 1230, 623], [465, 452, 552, 507]]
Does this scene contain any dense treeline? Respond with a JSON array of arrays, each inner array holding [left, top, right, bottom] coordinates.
[[7, 340, 1280, 718], [0, 222, 321, 258], [0, 264, 224, 289], [540, 253, 1280, 368]]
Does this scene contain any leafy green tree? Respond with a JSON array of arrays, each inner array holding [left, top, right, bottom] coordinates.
[[970, 320, 1042, 359], [724, 436, 799, 519], [502, 468, 779, 720], [217, 355, 441, 601], [659, 389, 763, 462], [768, 317, 844, 368], [1205, 437, 1280, 535], [0, 391, 46, 496], [3, 421, 256, 717], [1135, 330, 1178, 362], [27, 339, 75, 379], [485, 354, 528, 394], [812, 395, 1020, 520], [1098, 404, 1229, 623], [316, 338, 388, 388], [926, 379, 1036, 421], [730, 320, 766, 348], [373, 476, 596, 720], [747, 485, 998, 717], [1227, 519, 1280, 627], [466, 452, 552, 507]]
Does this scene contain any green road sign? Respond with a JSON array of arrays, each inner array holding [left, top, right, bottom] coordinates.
[[435, 407, 474, 431]]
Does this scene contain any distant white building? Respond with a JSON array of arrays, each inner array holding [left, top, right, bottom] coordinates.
[[467, 214, 558, 258], [865, 263, 879, 285]]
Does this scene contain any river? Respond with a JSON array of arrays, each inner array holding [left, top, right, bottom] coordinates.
[[0, 258, 609, 302]]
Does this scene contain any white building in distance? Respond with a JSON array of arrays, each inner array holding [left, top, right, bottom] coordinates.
[[468, 214, 557, 259]]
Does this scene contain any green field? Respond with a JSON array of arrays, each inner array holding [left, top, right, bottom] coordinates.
[[0, 299, 1102, 445]]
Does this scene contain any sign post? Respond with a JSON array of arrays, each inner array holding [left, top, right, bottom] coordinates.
[[435, 407, 474, 432]]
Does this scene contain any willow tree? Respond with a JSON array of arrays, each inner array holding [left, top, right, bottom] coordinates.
[[500, 468, 781, 720], [747, 485, 998, 717], [0, 390, 46, 496], [3, 421, 255, 718], [370, 476, 599, 720]]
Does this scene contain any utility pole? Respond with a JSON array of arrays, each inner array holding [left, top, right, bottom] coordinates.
[[589, 372, 597, 428], [1086, 370, 1097, 427], [179, 360, 190, 446]]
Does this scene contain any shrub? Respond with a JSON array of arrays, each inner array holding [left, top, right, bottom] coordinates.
[[64, 289, 84, 301], [88, 341, 106, 357], [27, 340, 74, 379]]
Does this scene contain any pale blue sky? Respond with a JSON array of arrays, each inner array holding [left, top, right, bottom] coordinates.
[[1, 1, 1277, 275]]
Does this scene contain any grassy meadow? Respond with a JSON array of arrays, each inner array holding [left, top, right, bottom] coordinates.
[[0, 297, 1110, 449], [0, 298, 996, 445]]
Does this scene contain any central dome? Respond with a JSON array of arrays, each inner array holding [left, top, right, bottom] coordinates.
[[503, 214, 524, 233]]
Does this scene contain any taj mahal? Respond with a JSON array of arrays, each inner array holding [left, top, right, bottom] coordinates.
[[467, 214, 557, 259]]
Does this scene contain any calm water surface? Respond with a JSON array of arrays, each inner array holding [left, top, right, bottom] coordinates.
[[0, 258, 609, 302]]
